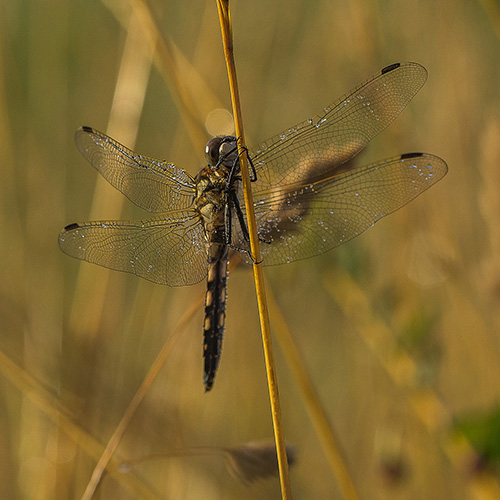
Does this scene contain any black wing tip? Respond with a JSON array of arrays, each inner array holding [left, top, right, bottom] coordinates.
[[400, 152, 424, 160], [381, 62, 401, 74], [75, 126, 94, 142], [381, 62, 427, 78], [63, 222, 81, 232]]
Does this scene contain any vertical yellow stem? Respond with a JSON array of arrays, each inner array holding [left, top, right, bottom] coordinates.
[[215, 1, 292, 498]]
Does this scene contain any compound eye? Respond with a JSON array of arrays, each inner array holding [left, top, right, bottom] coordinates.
[[219, 140, 236, 157], [205, 137, 223, 166]]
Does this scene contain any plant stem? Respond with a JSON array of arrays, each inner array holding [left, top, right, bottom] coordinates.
[[215, 1, 292, 498]]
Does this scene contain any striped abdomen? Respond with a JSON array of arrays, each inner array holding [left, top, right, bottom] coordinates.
[[203, 240, 229, 391], [194, 152, 237, 391]]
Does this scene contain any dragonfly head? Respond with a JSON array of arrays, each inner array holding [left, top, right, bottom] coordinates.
[[205, 135, 238, 168]]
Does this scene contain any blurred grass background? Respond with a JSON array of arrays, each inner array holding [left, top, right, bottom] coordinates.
[[2, 0, 500, 498]]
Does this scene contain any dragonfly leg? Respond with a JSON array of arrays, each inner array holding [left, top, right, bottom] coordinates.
[[229, 145, 257, 182]]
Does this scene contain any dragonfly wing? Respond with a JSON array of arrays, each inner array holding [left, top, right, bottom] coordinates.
[[250, 62, 428, 187], [75, 127, 196, 213], [58, 210, 208, 286], [238, 153, 447, 265]]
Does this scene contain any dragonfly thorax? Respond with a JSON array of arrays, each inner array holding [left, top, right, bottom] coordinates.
[[195, 167, 228, 219], [196, 135, 241, 227], [194, 137, 240, 238]]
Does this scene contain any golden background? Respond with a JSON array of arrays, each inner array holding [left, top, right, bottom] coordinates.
[[2, 0, 500, 498]]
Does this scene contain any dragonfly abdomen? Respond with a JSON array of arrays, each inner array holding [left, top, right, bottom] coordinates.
[[203, 241, 229, 391]]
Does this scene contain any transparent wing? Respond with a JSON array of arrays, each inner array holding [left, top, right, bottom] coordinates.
[[58, 210, 208, 286], [249, 62, 428, 186], [75, 127, 196, 212], [235, 153, 447, 265]]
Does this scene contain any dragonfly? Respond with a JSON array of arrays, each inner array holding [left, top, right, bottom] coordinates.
[[59, 62, 447, 391]]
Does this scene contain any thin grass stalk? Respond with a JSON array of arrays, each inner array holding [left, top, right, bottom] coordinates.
[[267, 287, 360, 500], [81, 295, 203, 500], [215, 1, 291, 498], [118, 440, 293, 485]]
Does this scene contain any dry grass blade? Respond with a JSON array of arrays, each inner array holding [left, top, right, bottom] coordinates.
[[215, 0, 291, 497], [223, 441, 297, 485], [117, 440, 296, 486]]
